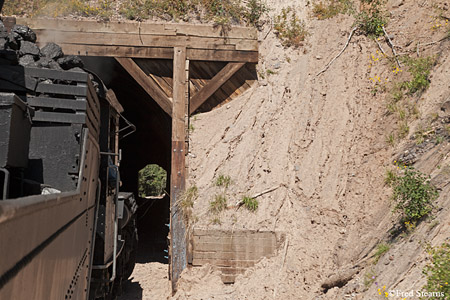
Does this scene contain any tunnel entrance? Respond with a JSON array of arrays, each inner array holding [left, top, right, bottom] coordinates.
[[82, 56, 172, 266], [79, 53, 257, 292]]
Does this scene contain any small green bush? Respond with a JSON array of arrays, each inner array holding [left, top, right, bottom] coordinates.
[[138, 164, 167, 197], [179, 186, 198, 209], [244, 0, 269, 28], [209, 194, 227, 213], [423, 243, 450, 299], [356, 0, 387, 37], [388, 167, 438, 223], [374, 242, 390, 263], [274, 6, 308, 48], [242, 196, 258, 212], [402, 56, 436, 95], [215, 174, 232, 188]]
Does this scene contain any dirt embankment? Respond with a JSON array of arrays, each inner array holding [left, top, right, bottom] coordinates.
[[171, 1, 450, 300]]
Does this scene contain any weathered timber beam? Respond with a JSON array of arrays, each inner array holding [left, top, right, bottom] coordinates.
[[186, 49, 258, 62], [170, 47, 188, 293], [189, 62, 245, 114], [115, 57, 173, 116], [32, 30, 257, 51], [62, 44, 174, 59], [34, 43, 258, 62], [17, 18, 257, 40]]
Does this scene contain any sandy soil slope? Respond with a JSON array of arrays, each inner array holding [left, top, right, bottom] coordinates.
[[114, 0, 450, 299], [171, 1, 450, 300]]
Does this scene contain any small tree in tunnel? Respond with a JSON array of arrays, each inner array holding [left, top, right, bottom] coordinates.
[[138, 164, 167, 197]]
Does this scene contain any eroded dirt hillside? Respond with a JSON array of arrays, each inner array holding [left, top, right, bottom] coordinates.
[[174, 1, 450, 299]]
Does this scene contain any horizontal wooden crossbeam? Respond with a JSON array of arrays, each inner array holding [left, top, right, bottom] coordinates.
[[17, 18, 259, 62]]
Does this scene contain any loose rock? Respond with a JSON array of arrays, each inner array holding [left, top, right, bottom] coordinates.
[[19, 41, 40, 58], [440, 100, 450, 117], [12, 24, 37, 43], [6, 33, 20, 50], [36, 57, 53, 68], [19, 54, 36, 67], [57, 55, 84, 70], [40, 42, 64, 60]]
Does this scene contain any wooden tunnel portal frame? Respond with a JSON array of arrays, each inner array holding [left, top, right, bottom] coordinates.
[[16, 18, 258, 291]]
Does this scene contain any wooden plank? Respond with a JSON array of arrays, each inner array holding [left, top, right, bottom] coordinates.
[[51, 44, 173, 59], [35, 83, 88, 96], [26, 97, 87, 111], [33, 43, 257, 62], [187, 49, 258, 62], [189, 62, 244, 114], [33, 30, 252, 50], [170, 47, 188, 292], [134, 59, 173, 99], [164, 23, 257, 40], [33, 111, 86, 124], [87, 80, 101, 123], [115, 57, 173, 116], [105, 89, 124, 114], [17, 18, 257, 39]]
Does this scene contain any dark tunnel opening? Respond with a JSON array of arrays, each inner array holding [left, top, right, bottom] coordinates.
[[82, 56, 172, 265]]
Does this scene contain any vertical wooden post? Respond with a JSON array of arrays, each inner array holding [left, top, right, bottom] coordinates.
[[170, 47, 188, 292]]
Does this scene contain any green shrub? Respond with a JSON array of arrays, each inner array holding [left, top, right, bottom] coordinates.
[[356, 0, 386, 37], [215, 174, 232, 188], [242, 196, 258, 212], [209, 194, 227, 213], [179, 186, 198, 209], [388, 167, 438, 223], [374, 242, 390, 264], [402, 56, 436, 95], [243, 0, 269, 28], [423, 243, 450, 299], [274, 6, 308, 48], [138, 164, 167, 197]]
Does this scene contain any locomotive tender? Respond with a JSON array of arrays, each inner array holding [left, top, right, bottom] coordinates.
[[0, 21, 138, 299]]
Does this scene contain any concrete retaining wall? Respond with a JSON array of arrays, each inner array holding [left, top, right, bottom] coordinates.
[[190, 228, 284, 283]]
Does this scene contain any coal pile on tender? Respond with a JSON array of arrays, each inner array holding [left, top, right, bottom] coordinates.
[[0, 21, 84, 71]]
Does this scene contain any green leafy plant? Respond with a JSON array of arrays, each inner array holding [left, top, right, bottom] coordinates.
[[209, 194, 227, 213], [398, 121, 409, 139], [215, 174, 232, 188], [138, 164, 167, 197], [374, 242, 390, 264], [402, 56, 436, 95], [178, 186, 198, 210], [274, 6, 308, 48], [242, 196, 258, 212], [388, 167, 438, 223], [356, 0, 387, 37], [422, 243, 450, 299], [244, 0, 269, 28], [363, 269, 377, 288]]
